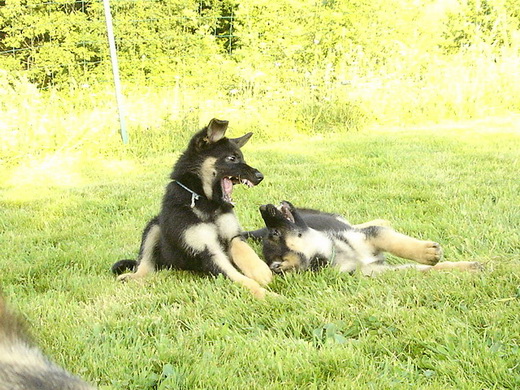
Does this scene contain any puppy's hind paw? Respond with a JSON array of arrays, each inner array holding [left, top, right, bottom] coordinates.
[[465, 261, 485, 272], [432, 261, 485, 272], [416, 241, 443, 265]]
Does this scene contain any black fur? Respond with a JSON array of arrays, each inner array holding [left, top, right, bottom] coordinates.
[[112, 119, 264, 279], [250, 201, 461, 276], [242, 208, 350, 241]]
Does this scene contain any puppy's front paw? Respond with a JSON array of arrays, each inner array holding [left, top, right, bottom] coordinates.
[[244, 261, 273, 286], [230, 238, 273, 285]]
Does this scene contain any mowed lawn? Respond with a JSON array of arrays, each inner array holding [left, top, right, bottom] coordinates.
[[0, 121, 519, 389]]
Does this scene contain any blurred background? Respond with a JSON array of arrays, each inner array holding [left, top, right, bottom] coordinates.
[[1, 0, 519, 158]]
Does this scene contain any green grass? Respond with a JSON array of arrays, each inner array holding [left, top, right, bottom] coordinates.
[[0, 120, 519, 389]]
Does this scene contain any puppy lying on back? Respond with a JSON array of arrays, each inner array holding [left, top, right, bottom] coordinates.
[[0, 293, 95, 390], [248, 201, 482, 275]]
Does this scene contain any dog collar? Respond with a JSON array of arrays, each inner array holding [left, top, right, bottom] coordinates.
[[175, 181, 201, 208]]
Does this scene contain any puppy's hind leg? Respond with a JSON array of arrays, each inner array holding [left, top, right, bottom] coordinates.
[[430, 261, 484, 272], [391, 261, 484, 272], [117, 223, 160, 282], [365, 226, 443, 266]]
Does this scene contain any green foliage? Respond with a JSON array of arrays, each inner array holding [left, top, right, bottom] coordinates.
[[1, 0, 520, 147], [2, 0, 520, 87], [0, 0, 236, 87], [441, 0, 520, 53]]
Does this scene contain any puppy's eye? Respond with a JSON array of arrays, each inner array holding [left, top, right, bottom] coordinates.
[[227, 155, 237, 162], [298, 233, 302, 238]]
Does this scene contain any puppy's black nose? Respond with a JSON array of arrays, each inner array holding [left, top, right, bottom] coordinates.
[[255, 171, 264, 183], [270, 262, 282, 272]]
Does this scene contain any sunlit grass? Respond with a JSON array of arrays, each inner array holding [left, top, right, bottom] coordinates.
[[0, 121, 518, 389]]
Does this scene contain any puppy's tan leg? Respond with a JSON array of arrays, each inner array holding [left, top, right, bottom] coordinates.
[[210, 249, 271, 299], [117, 224, 159, 282], [231, 274, 270, 299], [229, 237, 272, 286], [390, 261, 483, 273], [272, 252, 302, 273], [430, 261, 484, 272], [368, 227, 442, 265]]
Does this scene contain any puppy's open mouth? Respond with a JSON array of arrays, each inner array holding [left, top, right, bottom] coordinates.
[[221, 176, 255, 205]]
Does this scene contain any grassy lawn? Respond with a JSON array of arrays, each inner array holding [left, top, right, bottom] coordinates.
[[0, 120, 519, 389]]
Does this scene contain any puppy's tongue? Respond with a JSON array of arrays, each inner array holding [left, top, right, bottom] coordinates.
[[221, 177, 234, 204]]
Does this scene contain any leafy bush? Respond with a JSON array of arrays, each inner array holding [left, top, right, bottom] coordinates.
[[1, 0, 520, 159]]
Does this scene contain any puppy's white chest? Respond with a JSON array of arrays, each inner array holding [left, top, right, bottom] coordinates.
[[215, 213, 241, 241]]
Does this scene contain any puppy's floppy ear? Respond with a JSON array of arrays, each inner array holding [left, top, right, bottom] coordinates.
[[206, 118, 229, 143], [229, 132, 253, 149]]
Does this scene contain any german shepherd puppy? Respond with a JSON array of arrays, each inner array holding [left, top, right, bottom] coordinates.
[[254, 201, 482, 275], [112, 119, 273, 298], [0, 293, 94, 390]]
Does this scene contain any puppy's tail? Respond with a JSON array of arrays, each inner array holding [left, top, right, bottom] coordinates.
[[111, 259, 137, 275]]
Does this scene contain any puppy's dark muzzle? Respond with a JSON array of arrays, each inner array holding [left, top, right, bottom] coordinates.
[[259, 204, 278, 219], [269, 262, 283, 273], [253, 170, 264, 185]]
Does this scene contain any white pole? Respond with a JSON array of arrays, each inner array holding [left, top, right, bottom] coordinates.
[[102, 0, 129, 144]]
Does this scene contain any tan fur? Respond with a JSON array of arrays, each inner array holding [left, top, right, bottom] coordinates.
[[232, 276, 269, 299], [368, 227, 442, 265], [430, 261, 484, 272], [278, 253, 301, 272], [210, 248, 270, 299], [117, 224, 160, 282], [216, 213, 242, 242], [200, 157, 217, 199], [183, 226, 272, 298], [229, 237, 272, 286]]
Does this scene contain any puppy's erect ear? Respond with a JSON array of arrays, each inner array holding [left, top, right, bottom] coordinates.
[[281, 201, 308, 229], [206, 118, 229, 143], [229, 132, 253, 149]]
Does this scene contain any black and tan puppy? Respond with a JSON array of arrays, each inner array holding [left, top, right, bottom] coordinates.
[[112, 119, 273, 298], [255, 201, 482, 275]]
